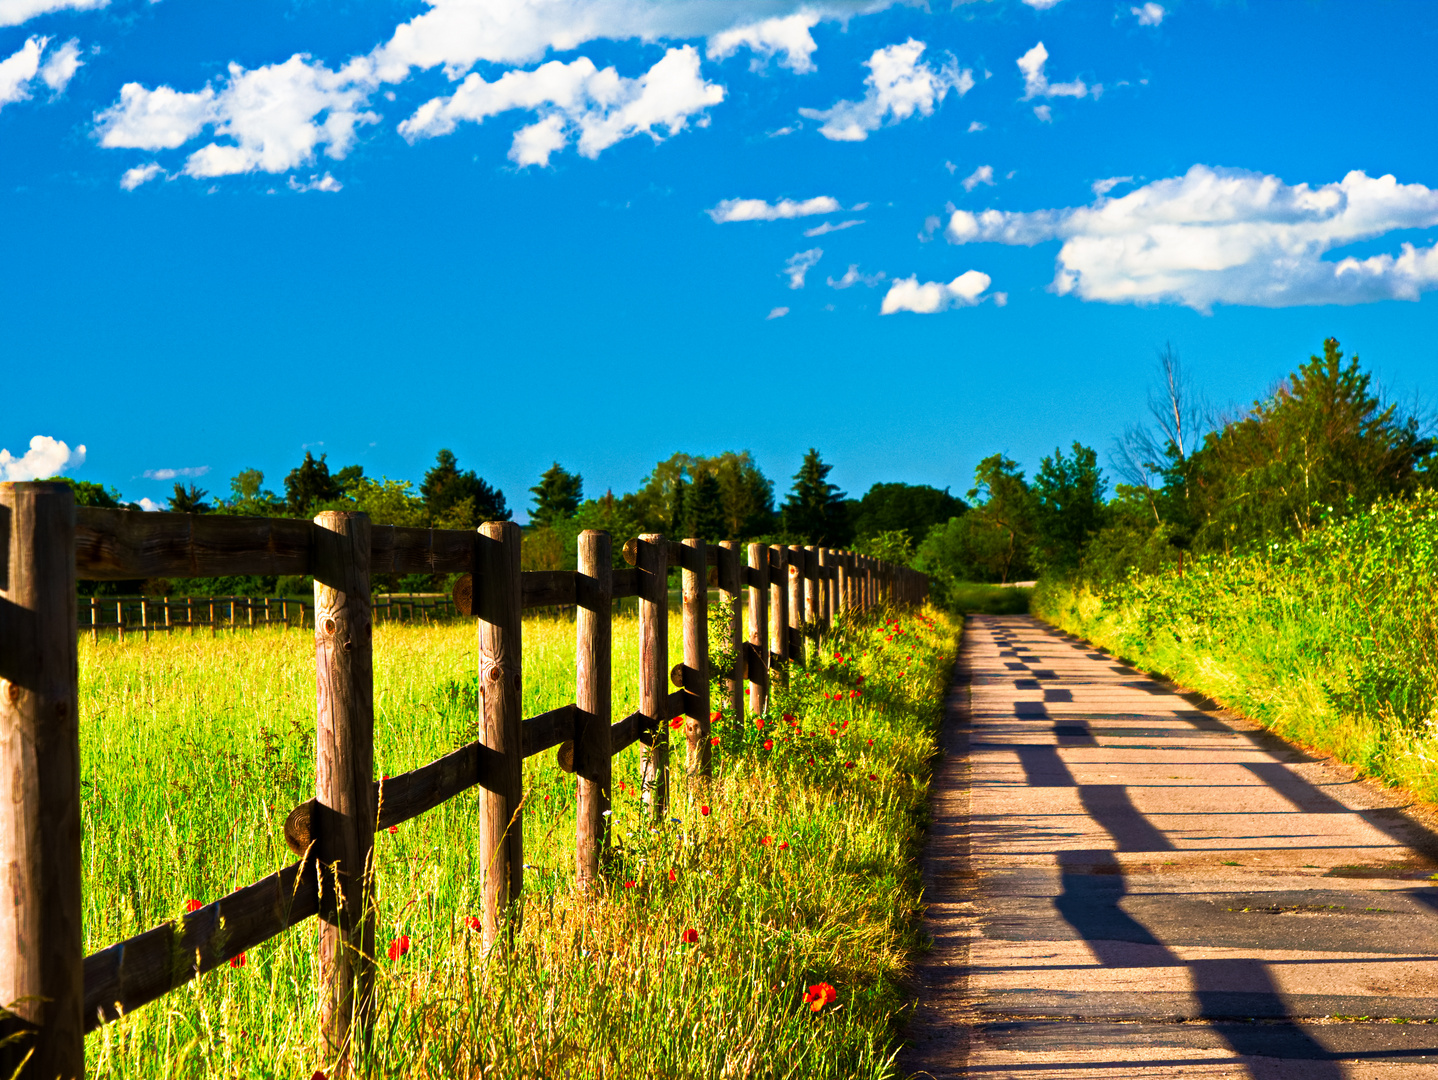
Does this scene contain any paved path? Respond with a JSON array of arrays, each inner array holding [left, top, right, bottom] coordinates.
[[904, 615, 1438, 1079]]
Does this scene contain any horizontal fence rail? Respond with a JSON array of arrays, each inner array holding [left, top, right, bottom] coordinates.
[[77, 593, 463, 640], [0, 488, 927, 1078]]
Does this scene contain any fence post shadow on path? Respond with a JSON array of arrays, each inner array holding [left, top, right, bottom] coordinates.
[[0, 482, 929, 1077], [951, 614, 1438, 1076]]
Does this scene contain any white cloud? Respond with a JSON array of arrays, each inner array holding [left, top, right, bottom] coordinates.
[[119, 161, 163, 189], [1092, 175, 1132, 196], [827, 264, 885, 289], [399, 46, 722, 166], [39, 36, 79, 90], [784, 247, 822, 288], [707, 194, 840, 223], [766, 306, 790, 319], [143, 466, 209, 481], [967, 120, 986, 132], [136, 497, 163, 512], [962, 164, 994, 192], [918, 214, 941, 242], [880, 270, 993, 314], [97, 54, 380, 177], [944, 165, 1438, 310], [708, 11, 821, 74], [0, 435, 85, 481], [1132, 3, 1165, 26], [804, 218, 863, 237], [1022, 0, 1064, 7], [800, 39, 972, 142], [0, 0, 104, 28], [0, 36, 43, 109], [288, 171, 342, 192], [1032, 104, 1051, 123], [1017, 41, 1094, 100]]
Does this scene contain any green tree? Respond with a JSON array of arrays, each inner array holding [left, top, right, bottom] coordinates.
[[964, 454, 1035, 583], [851, 482, 965, 546], [781, 448, 849, 544], [284, 452, 341, 516], [529, 462, 583, 526], [1031, 443, 1106, 571], [420, 449, 510, 527], [168, 482, 211, 514], [222, 469, 285, 516], [43, 476, 124, 508], [708, 451, 776, 538], [680, 469, 726, 541]]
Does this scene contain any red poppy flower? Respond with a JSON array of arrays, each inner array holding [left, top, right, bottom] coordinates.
[[833, 651, 843, 660], [807, 757, 814, 764], [465, 916, 482, 931], [711, 736, 721, 745], [763, 739, 773, 751], [387, 825, 398, 834], [625, 881, 636, 888], [868, 774, 878, 781], [885, 634, 893, 641], [850, 690, 861, 699], [841, 720, 848, 729], [311, 1072, 327, 1080], [828, 727, 838, 736], [185, 899, 202, 913], [700, 805, 711, 816], [670, 716, 684, 730], [711, 710, 723, 723], [681, 928, 699, 944], [386, 935, 410, 960], [779, 841, 790, 850], [760, 835, 772, 846], [229, 952, 246, 968], [668, 869, 677, 882], [855, 676, 865, 685], [866, 739, 874, 747], [755, 718, 764, 730], [845, 761, 855, 768], [783, 713, 797, 725], [803, 982, 838, 1012]]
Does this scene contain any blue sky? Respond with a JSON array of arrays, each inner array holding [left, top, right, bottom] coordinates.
[[4, 0, 1438, 519]]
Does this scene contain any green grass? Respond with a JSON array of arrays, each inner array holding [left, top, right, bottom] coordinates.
[[77, 604, 957, 1078], [1033, 491, 1438, 805], [943, 581, 1032, 615]]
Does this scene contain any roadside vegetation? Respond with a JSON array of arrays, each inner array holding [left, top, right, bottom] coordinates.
[[80, 604, 957, 1078]]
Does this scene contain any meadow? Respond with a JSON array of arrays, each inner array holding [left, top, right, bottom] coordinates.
[[78, 602, 957, 1078], [1034, 491, 1438, 805]]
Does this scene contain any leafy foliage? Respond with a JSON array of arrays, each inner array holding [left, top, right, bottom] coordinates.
[[782, 448, 850, 545], [529, 462, 583, 527], [420, 448, 510, 527]]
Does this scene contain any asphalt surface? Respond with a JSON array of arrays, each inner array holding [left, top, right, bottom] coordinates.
[[902, 614, 1438, 1079]]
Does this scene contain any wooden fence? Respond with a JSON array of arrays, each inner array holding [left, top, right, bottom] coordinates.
[[78, 592, 461, 640], [0, 482, 927, 1078]]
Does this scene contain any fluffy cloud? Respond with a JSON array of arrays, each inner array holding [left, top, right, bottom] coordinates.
[[708, 11, 821, 73], [1091, 175, 1132, 196], [1132, 3, 1165, 26], [143, 466, 209, 480], [707, 194, 840, 222], [0, 34, 79, 111], [1021, 0, 1064, 8], [962, 164, 994, 192], [97, 55, 379, 177], [766, 306, 790, 319], [0, 435, 85, 481], [288, 172, 342, 192], [944, 165, 1438, 310], [784, 247, 822, 288], [0, 0, 103, 28], [800, 39, 972, 142], [119, 161, 163, 189], [880, 270, 994, 314], [1017, 41, 1095, 100], [827, 264, 885, 289], [804, 218, 863, 237], [399, 47, 722, 166]]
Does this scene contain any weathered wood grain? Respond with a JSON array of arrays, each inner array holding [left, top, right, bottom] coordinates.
[[637, 534, 669, 818], [718, 541, 744, 724], [575, 531, 611, 887], [681, 539, 710, 779], [611, 568, 638, 599], [521, 570, 577, 609]]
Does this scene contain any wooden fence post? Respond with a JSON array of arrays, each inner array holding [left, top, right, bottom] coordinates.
[[476, 521, 523, 945], [0, 483, 83, 1080], [816, 548, 830, 633], [835, 552, 848, 618], [718, 542, 743, 724], [636, 534, 668, 818], [787, 545, 805, 667], [746, 543, 769, 717], [575, 530, 611, 889], [768, 545, 788, 674], [681, 538, 710, 780], [312, 511, 376, 1071]]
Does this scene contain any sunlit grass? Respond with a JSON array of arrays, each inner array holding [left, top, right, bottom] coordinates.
[[79, 604, 957, 1078]]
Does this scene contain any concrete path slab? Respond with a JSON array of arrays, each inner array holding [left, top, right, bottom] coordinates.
[[903, 615, 1438, 1079]]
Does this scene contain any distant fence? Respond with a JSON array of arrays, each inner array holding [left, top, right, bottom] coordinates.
[[78, 592, 462, 639], [0, 483, 927, 1078]]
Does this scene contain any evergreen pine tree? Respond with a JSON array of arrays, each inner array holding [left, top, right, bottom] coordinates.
[[529, 462, 583, 526], [781, 448, 849, 544]]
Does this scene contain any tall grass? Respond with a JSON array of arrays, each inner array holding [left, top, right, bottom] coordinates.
[[78, 604, 957, 1078], [1034, 491, 1438, 803]]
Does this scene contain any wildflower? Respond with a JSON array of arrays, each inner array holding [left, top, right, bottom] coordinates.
[[625, 881, 636, 889], [755, 718, 764, 730], [841, 720, 848, 729], [885, 634, 893, 642], [828, 727, 838, 736], [779, 841, 790, 851], [850, 690, 861, 699], [711, 736, 721, 746], [763, 739, 774, 751], [760, 835, 773, 846], [807, 757, 814, 764], [700, 805, 711, 816], [682, 928, 700, 944], [833, 651, 843, 661], [387, 825, 398, 834], [386, 935, 410, 960], [229, 952, 246, 968], [711, 710, 723, 723], [868, 774, 878, 781], [465, 916, 482, 931], [668, 869, 677, 882], [866, 739, 874, 747], [311, 1073, 327, 1080], [803, 982, 838, 1012], [671, 716, 684, 730], [185, 899, 203, 913], [783, 713, 798, 725], [845, 761, 855, 769], [855, 676, 865, 685]]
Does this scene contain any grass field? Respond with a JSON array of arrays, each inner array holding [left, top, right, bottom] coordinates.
[[78, 603, 957, 1078], [941, 582, 1032, 615], [1033, 492, 1438, 806]]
